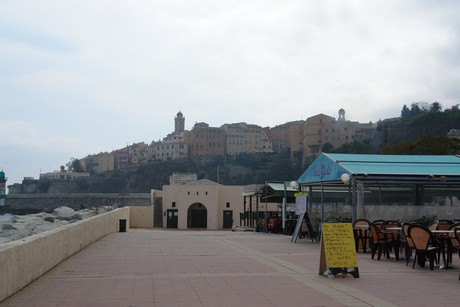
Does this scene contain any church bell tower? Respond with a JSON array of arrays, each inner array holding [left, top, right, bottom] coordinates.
[[175, 111, 185, 133]]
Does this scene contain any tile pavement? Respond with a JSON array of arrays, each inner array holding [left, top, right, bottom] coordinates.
[[2, 229, 460, 306]]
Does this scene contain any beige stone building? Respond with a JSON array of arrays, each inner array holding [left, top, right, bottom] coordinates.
[[185, 122, 226, 157], [152, 111, 189, 161], [153, 131, 188, 161], [80, 152, 115, 174], [221, 122, 273, 155], [113, 148, 129, 169], [269, 120, 304, 162], [161, 173, 244, 230], [40, 166, 90, 180], [302, 109, 375, 164], [127, 142, 150, 164]]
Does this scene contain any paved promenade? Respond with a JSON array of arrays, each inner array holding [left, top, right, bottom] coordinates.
[[2, 229, 460, 306]]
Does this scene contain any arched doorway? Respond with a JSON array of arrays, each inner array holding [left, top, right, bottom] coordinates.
[[188, 203, 207, 228]]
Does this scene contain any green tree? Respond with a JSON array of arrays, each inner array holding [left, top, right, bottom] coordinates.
[[401, 105, 411, 118], [430, 102, 442, 113], [410, 103, 422, 117], [381, 135, 460, 155], [332, 140, 377, 154], [234, 153, 258, 169], [445, 104, 459, 112], [66, 158, 84, 172], [322, 142, 334, 152]]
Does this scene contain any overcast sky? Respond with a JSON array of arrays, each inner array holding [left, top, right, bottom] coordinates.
[[1, 1, 460, 187]]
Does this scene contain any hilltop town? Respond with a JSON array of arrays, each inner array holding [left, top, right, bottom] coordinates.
[[44, 108, 375, 178], [7, 102, 460, 194]]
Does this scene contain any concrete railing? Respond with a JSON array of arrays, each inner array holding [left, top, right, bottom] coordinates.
[[0, 207, 131, 302]]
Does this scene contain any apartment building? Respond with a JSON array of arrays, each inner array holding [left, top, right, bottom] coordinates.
[[185, 122, 225, 157], [84, 110, 376, 171], [149, 111, 189, 161], [221, 122, 273, 155], [302, 109, 375, 164], [80, 152, 115, 174], [113, 148, 129, 169], [153, 131, 188, 161], [269, 120, 304, 155], [40, 166, 90, 180], [128, 142, 150, 164]]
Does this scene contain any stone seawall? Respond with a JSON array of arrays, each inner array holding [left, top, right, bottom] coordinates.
[[0, 207, 131, 302], [2, 193, 151, 214]]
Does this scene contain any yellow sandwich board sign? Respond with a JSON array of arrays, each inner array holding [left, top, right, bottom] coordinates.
[[319, 223, 359, 278]]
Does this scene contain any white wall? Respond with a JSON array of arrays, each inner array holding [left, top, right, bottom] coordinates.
[[0, 207, 130, 302]]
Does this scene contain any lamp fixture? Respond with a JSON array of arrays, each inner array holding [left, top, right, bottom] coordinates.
[[341, 173, 350, 184]]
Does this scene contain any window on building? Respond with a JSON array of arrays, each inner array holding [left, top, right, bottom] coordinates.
[[226, 202, 230, 208], [172, 202, 176, 208]]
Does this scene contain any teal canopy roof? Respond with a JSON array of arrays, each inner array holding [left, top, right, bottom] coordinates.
[[243, 182, 297, 203], [298, 153, 460, 185]]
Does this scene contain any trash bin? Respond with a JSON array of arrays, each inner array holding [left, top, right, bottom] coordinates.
[[119, 219, 127, 232]]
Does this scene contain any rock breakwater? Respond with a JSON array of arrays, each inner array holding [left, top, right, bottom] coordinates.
[[0, 206, 116, 244]]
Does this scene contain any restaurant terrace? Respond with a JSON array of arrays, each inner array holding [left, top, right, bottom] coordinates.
[[297, 153, 460, 223]]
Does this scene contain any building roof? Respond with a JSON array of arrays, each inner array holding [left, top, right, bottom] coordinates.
[[243, 182, 297, 203], [170, 173, 198, 185], [298, 153, 460, 185], [183, 179, 220, 186]]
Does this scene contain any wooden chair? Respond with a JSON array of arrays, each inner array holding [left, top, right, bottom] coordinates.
[[437, 220, 453, 230], [372, 219, 385, 229], [369, 223, 393, 260], [447, 223, 460, 265], [353, 219, 371, 253], [455, 228, 460, 280], [381, 220, 402, 260], [428, 220, 439, 231], [408, 223, 443, 270], [401, 222, 414, 266]]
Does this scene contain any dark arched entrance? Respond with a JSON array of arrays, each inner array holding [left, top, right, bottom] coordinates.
[[188, 203, 207, 228]]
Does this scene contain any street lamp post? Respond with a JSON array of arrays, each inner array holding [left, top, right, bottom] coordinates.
[[282, 184, 286, 234], [341, 173, 356, 222], [281, 181, 298, 235]]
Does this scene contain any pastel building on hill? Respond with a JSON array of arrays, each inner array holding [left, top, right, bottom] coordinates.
[[302, 109, 375, 164]]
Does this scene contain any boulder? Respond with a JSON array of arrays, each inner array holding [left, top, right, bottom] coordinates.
[[53, 206, 75, 219]]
